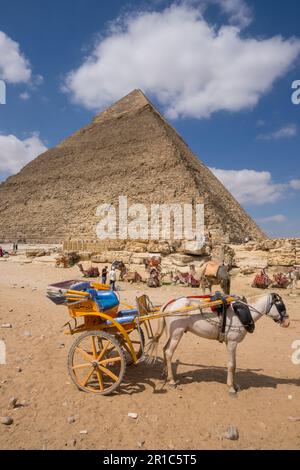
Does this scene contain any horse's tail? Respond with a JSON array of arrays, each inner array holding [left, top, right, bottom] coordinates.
[[145, 306, 168, 364]]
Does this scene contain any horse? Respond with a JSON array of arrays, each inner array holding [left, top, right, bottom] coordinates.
[[146, 293, 289, 395], [198, 261, 231, 295]]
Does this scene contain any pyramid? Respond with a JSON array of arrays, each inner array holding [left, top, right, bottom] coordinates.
[[0, 89, 265, 245]]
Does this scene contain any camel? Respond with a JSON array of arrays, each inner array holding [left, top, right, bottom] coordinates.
[[173, 265, 200, 288], [287, 267, 300, 289], [123, 271, 143, 284], [143, 256, 162, 272], [111, 260, 127, 280], [198, 261, 231, 295], [77, 263, 99, 278], [146, 293, 290, 394], [147, 267, 161, 288]]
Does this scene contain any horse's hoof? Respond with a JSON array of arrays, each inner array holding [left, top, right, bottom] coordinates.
[[168, 382, 177, 390], [228, 387, 238, 396]]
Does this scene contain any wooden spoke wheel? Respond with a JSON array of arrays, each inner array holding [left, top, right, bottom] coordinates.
[[121, 328, 145, 365], [68, 331, 126, 395]]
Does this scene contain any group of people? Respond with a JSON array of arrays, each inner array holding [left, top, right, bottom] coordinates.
[[101, 265, 117, 291]]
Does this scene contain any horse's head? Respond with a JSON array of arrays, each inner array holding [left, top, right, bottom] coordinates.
[[266, 293, 290, 328]]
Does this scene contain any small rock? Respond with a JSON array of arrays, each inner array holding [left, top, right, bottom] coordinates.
[[1, 323, 12, 329], [23, 331, 32, 338], [1, 416, 13, 425], [20, 400, 30, 407], [16, 366, 22, 373], [137, 441, 145, 448], [67, 416, 76, 424], [224, 426, 239, 441], [67, 438, 77, 448], [9, 309, 13, 313], [58, 343, 65, 349], [8, 397, 18, 409], [79, 430, 88, 435], [128, 412, 138, 419], [288, 416, 300, 422]]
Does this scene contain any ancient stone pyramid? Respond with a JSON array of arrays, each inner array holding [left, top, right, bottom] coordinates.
[[0, 89, 264, 245]]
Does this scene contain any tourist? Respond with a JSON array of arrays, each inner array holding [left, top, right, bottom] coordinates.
[[109, 267, 117, 291], [0, 246, 3, 257], [102, 266, 108, 285]]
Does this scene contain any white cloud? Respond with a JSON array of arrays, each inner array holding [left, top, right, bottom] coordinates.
[[210, 167, 300, 205], [258, 214, 287, 224], [64, 3, 300, 118], [290, 179, 300, 190], [258, 123, 297, 140], [0, 31, 31, 84], [210, 0, 253, 28], [0, 133, 47, 175], [19, 91, 30, 100]]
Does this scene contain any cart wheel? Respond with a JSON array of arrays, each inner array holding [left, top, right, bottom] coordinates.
[[68, 331, 126, 395], [121, 328, 145, 365]]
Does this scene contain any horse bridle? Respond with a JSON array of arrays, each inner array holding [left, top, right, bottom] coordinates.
[[267, 293, 288, 323]]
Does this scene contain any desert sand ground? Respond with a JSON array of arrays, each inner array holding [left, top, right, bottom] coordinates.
[[0, 256, 300, 450]]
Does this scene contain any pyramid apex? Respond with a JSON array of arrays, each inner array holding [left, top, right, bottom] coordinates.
[[93, 89, 151, 124]]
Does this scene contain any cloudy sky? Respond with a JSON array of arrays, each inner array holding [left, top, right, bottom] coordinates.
[[0, 0, 300, 237]]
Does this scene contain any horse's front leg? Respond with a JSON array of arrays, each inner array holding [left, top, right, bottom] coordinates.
[[226, 341, 239, 394], [163, 329, 184, 388]]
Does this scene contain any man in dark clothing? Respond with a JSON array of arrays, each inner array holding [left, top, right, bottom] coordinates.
[[102, 266, 108, 285]]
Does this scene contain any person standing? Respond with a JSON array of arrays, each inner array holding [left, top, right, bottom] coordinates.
[[109, 266, 117, 291], [101, 266, 108, 285]]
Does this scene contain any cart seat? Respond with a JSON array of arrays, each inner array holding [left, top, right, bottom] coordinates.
[[87, 289, 119, 311], [118, 309, 138, 317], [105, 309, 138, 325]]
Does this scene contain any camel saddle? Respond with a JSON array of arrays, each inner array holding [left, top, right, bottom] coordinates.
[[203, 261, 220, 277]]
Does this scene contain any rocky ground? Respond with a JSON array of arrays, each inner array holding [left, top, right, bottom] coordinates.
[[0, 256, 300, 450]]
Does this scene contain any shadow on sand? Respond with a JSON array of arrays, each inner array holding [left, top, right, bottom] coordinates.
[[117, 357, 300, 396]]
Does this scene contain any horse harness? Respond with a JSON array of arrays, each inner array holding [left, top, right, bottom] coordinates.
[[163, 292, 287, 343]]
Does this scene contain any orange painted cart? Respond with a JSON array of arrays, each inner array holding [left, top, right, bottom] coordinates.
[[47, 280, 157, 395]]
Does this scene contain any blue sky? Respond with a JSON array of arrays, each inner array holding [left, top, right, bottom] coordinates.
[[0, 0, 300, 237]]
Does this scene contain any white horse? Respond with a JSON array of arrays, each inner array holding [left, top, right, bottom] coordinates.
[[146, 293, 290, 395]]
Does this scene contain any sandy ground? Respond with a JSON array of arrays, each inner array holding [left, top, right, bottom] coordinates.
[[0, 257, 300, 450]]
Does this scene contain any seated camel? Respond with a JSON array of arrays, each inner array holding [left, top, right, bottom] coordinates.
[[174, 265, 200, 288], [123, 271, 143, 284], [77, 263, 99, 278]]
